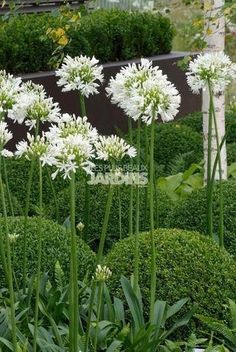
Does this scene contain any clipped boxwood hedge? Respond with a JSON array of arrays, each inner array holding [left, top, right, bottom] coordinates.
[[0, 217, 95, 285], [106, 228, 236, 336], [175, 111, 236, 143], [0, 9, 174, 74], [3, 157, 69, 215], [46, 182, 173, 250], [130, 122, 203, 176], [165, 181, 236, 257]]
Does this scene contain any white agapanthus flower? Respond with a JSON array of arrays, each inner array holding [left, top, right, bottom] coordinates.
[[0, 121, 13, 145], [94, 264, 112, 282], [127, 78, 181, 124], [95, 135, 136, 161], [106, 59, 155, 112], [15, 132, 57, 166], [56, 55, 104, 97], [50, 134, 95, 179], [0, 70, 22, 116], [46, 113, 98, 143], [0, 122, 13, 158], [106, 59, 181, 123], [186, 52, 236, 94], [8, 82, 60, 130]]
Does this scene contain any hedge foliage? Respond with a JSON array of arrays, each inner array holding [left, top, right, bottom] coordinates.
[[46, 182, 173, 250], [106, 228, 236, 336], [165, 181, 236, 256], [0, 217, 95, 285], [175, 111, 236, 144], [0, 9, 174, 74], [3, 157, 68, 215], [129, 122, 203, 176]]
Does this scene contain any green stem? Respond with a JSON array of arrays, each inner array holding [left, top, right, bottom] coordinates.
[[134, 118, 141, 294], [84, 175, 90, 242], [128, 117, 133, 236], [33, 160, 43, 352], [206, 81, 214, 239], [79, 94, 90, 242], [23, 122, 39, 293], [79, 93, 86, 117], [84, 280, 96, 352], [149, 118, 156, 322], [93, 282, 103, 352], [97, 184, 114, 263], [144, 124, 149, 230], [0, 213, 8, 283], [0, 154, 17, 351], [69, 172, 78, 352], [2, 158, 14, 216], [118, 187, 122, 240], [46, 166, 59, 223], [209, 83, 224, 247]]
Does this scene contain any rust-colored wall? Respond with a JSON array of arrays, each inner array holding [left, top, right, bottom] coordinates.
[[7, 52, 201, 149]]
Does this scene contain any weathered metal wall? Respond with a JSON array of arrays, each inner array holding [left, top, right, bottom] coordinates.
[[7, 52, 201, 149]]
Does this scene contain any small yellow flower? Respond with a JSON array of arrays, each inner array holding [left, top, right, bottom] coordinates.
[[54, 28, 66, 38], [58, 35, 69, 46], [204, 0, 213, 12]]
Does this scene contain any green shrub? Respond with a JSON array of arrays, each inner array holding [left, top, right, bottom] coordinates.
[[176, 111, 236, 144], [225, 112, 236, 144], [130, 123, 203, 176], [0, 14, 57, 74], [174, 112, 202, 133], [3, 157, 68, 215], [0, 10, 174, 74], [46, 183, 173, 250], [0, 217, 95, 285], [165, 181, 236, 256], [106, 228, 236, 336], [227, 143, 236, 164]]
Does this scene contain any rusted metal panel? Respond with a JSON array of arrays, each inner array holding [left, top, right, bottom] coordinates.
[[6, 52, 201, 149]]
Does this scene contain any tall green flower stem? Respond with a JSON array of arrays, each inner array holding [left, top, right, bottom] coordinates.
[[93, 281, 103, 352], [84, 280, 96, 352], [80, 93, 90, 241], [33, 160, 43, 352], [134, 118, 141, 294], [208, 82, 224, 247], [118, 187, 122, 240], [46, 166, 59, 223], [128, 117, 134, 235], [144, 123, 149, 229], [2, 158, 14, 216], [206, 81, 214, 240], [23, 122, 39, 293], [149, 118, 157, 322], [0, 153, 17, 351], [97, 184, 114, 263], [69, 171, 79, 352], [0, 112, 14, 217]]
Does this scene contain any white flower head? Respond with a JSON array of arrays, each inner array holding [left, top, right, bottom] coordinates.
[[56, 55, 104, 97], [95, 135, 136, 161], [107, 59, 180, 123], [94, 264, 112, 282], [0, 70, 22, 116], [50, 134, 95, 180], [106, 59, 155, 114], [8, 82, 60, 129], [8, 233, 19, 244], [127, 78, 181, 124], [15, 132, 57, 166], [0, 121, 13, 146], [46, 113, 98, 143], [186, 52, 236, 94]]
